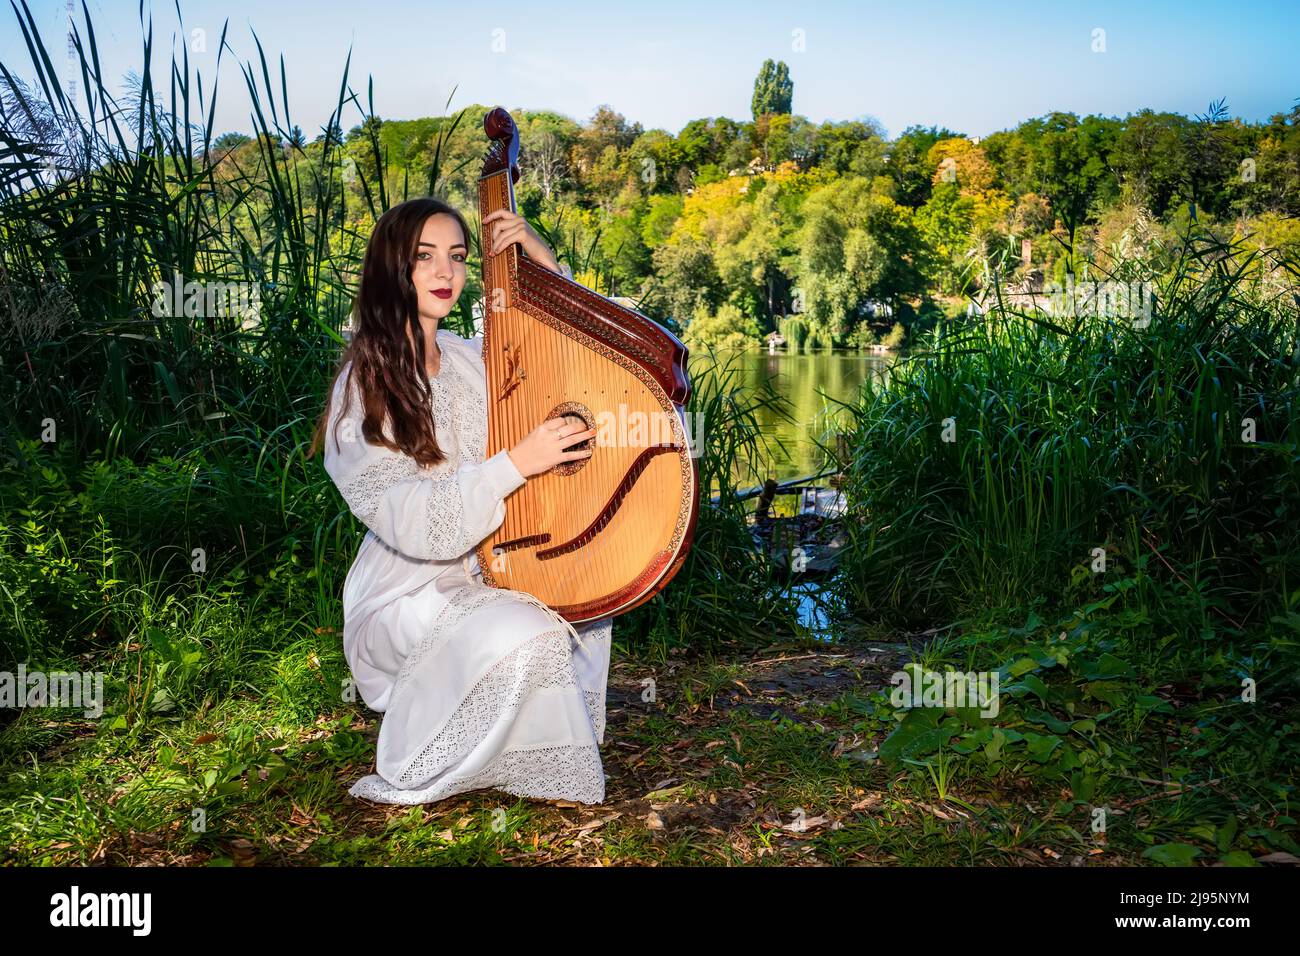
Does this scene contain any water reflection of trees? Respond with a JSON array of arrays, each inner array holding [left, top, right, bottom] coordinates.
[[688, 348, 897, 483]]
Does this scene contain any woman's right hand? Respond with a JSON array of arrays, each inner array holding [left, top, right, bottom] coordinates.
[[507, 417, 596, 478]]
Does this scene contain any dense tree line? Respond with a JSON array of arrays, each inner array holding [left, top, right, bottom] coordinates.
[[209, 65, 1300, 350]]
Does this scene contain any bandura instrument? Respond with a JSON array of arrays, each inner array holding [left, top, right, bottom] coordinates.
[[473, 106, 699, 624]]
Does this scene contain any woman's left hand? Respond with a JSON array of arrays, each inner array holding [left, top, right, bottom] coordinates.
[[483, 209, 563, 275]]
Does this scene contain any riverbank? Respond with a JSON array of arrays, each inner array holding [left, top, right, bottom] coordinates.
[[5, 620, 1294, 866]]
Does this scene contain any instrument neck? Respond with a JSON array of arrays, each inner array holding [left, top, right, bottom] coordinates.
[[478, 168, 519, 321]]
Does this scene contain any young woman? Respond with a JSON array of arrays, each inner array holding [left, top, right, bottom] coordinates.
[[310, 196, 613, 806]]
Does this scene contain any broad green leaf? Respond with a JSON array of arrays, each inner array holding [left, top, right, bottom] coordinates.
[[1023, 732, 1062, 763], [1081, 653, 1135, 680], [879, 707, 943, 762], [1023, 709, 1071, 733], [984, 728, 1007, 763], [1083, 681, 1127, 706], [1142, 843, 1202, 866], [1070, 770, 1096, 802], [1007, 673, 1050, 702], [1135, 695, 1174, 714], [1215, 816, 1239, 852], [1007, 657, 1039, 678]]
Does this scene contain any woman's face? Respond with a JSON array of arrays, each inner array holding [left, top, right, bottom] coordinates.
[[411, 212, 468, 323]]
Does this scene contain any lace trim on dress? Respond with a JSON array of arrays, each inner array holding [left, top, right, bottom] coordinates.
[[423, 471, 469, 557], [583, 688, 605, 746], [351, 618, 606, 805], [453, 742, 604, 804], [455, 376, 488, 460], [337, 454, 420, 524], [393, 626, 584, 786], [429, 345, 486, 458], [508, 589, 590, 653], [349, 743, 604, 806], [388, 578, 606, 759]]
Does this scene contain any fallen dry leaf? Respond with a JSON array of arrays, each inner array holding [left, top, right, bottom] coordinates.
[[1256, 851, 1300, 864], [574, 813, 620, 832], [781, 814, 830, 833]]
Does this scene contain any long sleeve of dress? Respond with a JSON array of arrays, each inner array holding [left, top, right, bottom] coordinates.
[[322, 363, 526, 561]]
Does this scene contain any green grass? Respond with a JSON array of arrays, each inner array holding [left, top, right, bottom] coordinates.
[[5, 615, 1292, 865]]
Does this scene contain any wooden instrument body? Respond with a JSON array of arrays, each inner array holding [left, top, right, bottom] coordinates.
[[473, 108, 698, 624]]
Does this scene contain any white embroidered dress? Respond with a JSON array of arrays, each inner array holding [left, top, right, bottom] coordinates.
[[322, 328, 612, 806]]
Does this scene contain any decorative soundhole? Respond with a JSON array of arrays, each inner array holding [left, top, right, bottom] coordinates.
[[548, 401, 595, 476]]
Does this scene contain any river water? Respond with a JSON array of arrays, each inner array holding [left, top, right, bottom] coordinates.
[[685, 346, 898, 486]]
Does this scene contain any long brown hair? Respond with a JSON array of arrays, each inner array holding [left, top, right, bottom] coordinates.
[[308, 197, 472, 469]]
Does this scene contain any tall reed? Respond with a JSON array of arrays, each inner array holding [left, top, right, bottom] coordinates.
[[837, 231, 1300, 629]]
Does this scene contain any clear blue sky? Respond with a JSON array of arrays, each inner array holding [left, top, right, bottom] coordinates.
[[4, 0, 1297, 139]]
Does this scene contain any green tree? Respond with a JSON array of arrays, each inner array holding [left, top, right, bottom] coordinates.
[[628, 128, 683, 195], [642, 193, 684, 248], [650, 235, 721, 326], [571, 105, 642, 208], [682, 302, 761, 351], [760, 113, 816, 169], [792, 177, 921, 344], [211, 131, 252, 153], [1183, 99, 1243, 220], [916, 181, 975, 294], [1030, 112, 1120, 267], [1109, 110, 1190, 218], [676, 117, 745, 179], [810, 119, 888, 177], [519, 112, 581, 202], [597, 194, 652, 295], [886, 125, 958, 207], [1250, 102, 1300, 216], [751, 59, 793, 120]]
